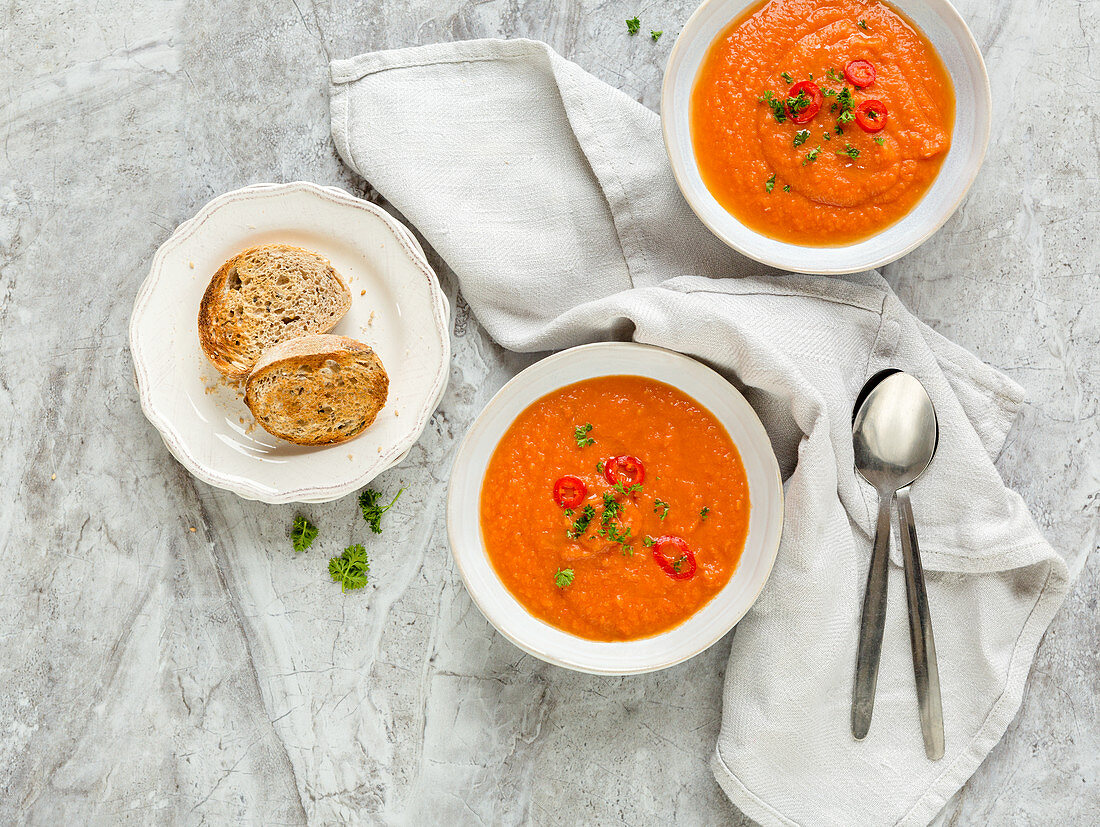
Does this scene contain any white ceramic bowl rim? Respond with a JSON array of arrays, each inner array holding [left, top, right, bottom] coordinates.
[[446, 342, 784, 675], [129, 181, 451, 503], [661, 0, 992, 274]]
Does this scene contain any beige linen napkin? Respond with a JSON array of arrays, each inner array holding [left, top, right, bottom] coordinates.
[[329, 39, 1069, 826]]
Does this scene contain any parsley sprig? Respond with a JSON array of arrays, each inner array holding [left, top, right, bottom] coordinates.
[[329, 545, 370, 592], [574, 423, 596, 448], [291, 516, 317, 552], [555, 568, 575, 588], [626, 16, 640, 35], [359, 487, 405, 534]]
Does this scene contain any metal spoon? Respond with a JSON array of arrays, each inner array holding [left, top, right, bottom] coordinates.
[[851, 371, 944, 759]]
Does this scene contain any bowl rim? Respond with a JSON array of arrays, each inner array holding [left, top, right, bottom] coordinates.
[[660, 0, 992, 275], [128, 181, 451, 503], [446, 341, 785, 675]]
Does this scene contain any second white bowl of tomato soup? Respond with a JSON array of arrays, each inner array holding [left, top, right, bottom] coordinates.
[[447, 343, 783, 674], [662, 0, 991, 273]]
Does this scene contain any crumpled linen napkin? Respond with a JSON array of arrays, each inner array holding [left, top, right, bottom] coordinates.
[[329, 39, 1070, 827]]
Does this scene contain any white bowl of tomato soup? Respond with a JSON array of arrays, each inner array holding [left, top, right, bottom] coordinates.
[[662, 0, 991, 273], [447, 342, 783, 675]]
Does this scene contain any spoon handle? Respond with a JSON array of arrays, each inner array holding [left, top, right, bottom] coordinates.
[[896, 485, 945, 760], [852, 493, 892, 740]]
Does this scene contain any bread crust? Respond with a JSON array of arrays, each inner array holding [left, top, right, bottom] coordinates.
[[244, 334, 389, 446], [198, 244, 351, 379]]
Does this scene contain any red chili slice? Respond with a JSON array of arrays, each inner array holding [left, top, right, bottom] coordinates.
[[552, 475, 587, 509], [653, 536, 698, 580], [786, 81, 823, 124], [844, 60, 876, 88], [854, 99, 888, 132], [603, 455, 645, 487]]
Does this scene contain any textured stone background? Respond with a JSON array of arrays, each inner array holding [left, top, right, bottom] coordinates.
[[1, 0, 1096, 824]]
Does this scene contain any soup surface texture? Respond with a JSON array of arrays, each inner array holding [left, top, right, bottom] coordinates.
[[691, 0, 955, 245], [479, 375, 750, 641]]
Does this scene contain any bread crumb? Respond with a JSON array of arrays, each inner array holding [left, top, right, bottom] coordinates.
[[51, 473, 56, 481], [360, 289, 366, 296], [347, 453, 354, 460], [239, 417, 245, 424], [394, 409, 400, 417], [189, 261, 195, 269], [368, 311, 376, 326], [189, 527, 196, 533], [377, 446, 382, 453]]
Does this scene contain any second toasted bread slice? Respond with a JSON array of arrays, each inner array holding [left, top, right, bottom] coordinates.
[[199, 244, 352, 379], [244, 334, 389, 445]]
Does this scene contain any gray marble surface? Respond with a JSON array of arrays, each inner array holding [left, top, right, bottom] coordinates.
[[1, 0, 1097, 824]]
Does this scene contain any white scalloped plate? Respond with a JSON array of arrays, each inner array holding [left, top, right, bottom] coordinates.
[[130, 182, 450, 503]]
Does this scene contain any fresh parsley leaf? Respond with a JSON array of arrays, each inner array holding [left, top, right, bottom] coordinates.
[[650, 30, 663, 41], [783, 184, 791, 192], [823, 131, 832, 141], [780, 71, 793, 84], [626, 16, 640, 35], [329, 544, 369, 592], [672, 556, 686, 573], [875, 136, 885, 145], [826, 67, 846, 84], [759, 90, 787, 123], [765, 173, 776, 193], [803, 146, 822, 165], [786, 90, 810, 116], [614, 481, 643, 496], [700, 507, 710, 521], [555, 568, 575, 588], [359, 487, 405, 534], [291, 515, 317, 553], [574, 422, 596, 448], [837, 144, 860, 159], [596, 461, 605, 475], [793, 129, 810, 147], [858, 19, 869, 30], [643, 536, 657, 547], [567, 505, 596, 539], [835, 86, 855, 132], [654, 498, 670, 520]]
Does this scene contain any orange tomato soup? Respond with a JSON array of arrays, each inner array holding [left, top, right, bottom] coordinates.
[[691, 0, 955, 245], [479, 375, 750, 641]]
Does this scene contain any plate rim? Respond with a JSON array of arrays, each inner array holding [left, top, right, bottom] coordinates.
[[129, 181, 451, 503]]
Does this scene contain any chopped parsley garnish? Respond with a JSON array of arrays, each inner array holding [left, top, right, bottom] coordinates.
[[765, 173, 776, 193], [700, 507, 710, 521], [601, 492, 622, 522], [875, 136, 886, 145], [826, 67, 846, 84], [837, 144, 860, 159], [786, 89, 811, 116], [835, 86, 855, 133], [651, 30, 663, 41], [596, 461, 605, 475], [783, 184, 791, 192], [823, 131, 832, 141], [329, 544, 369, 592], [654, 498, 670, 520], [822, 88, 837, 98], [614, 481, 643, 496], [780, 71, 794, 84], [672, 556, 687, 573], [359, 487, 404, 534], [803, 146, 822, 165], [858, 19, 870, 30], [793, 129, 810, 147], [291, 515, 317, 553], [555, 568, 575, 588], [759, 90, 788, 123], [626, 16, 640, 35], [567, 505, 596, 539], [574, 422, 596, 448], [643, 536, 657, 547]]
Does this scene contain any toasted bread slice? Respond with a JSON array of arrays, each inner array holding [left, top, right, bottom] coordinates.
[[198, 244, 351, 379], [244, 335, 389, 445]]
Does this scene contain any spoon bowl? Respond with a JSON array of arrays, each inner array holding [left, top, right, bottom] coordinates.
[[853, 373, 938, 493]]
